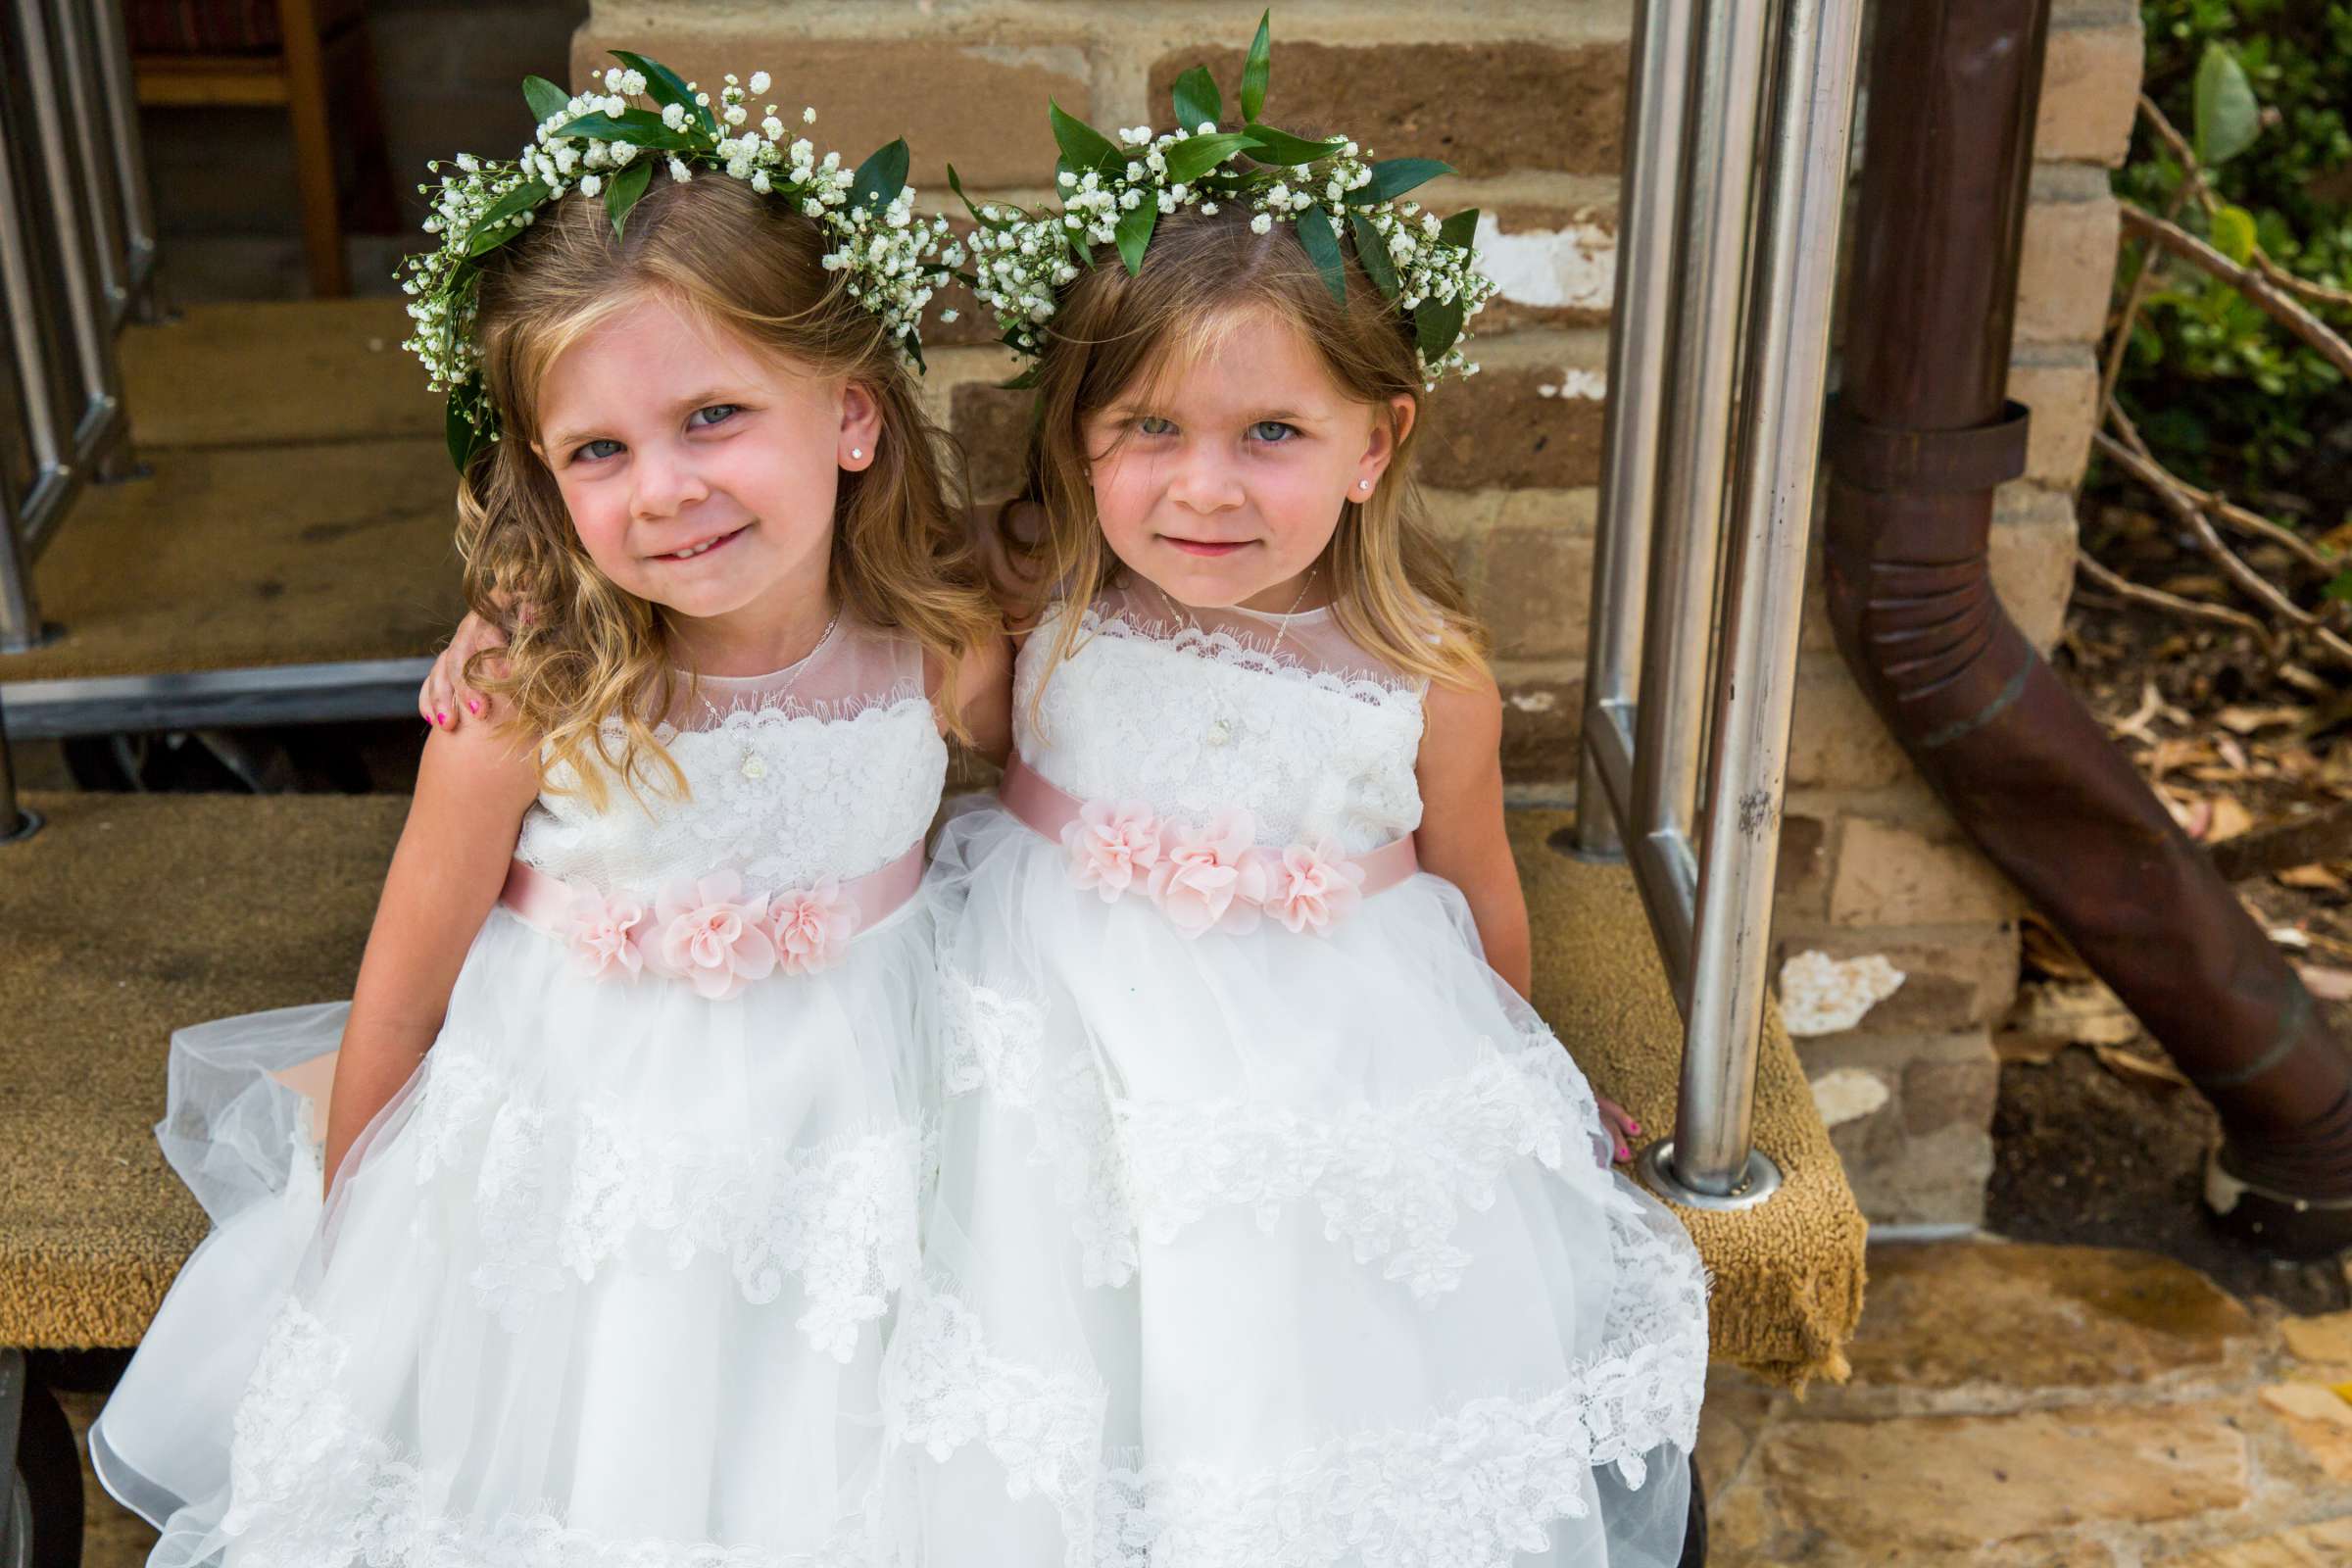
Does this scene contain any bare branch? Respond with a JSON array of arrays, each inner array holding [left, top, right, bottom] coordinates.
[[2103, 98, 2214, 412], [2093, 431, 2352, 667], [2104, 400, 2337, 577], [2254, 251, 2352, 312], [2074, 549, 2276, 648], [2119, 204, 2352, 381]]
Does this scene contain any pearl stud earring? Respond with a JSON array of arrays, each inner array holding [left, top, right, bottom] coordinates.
[[850, 448, 864, 461], [1358, 478, 1372, 491]]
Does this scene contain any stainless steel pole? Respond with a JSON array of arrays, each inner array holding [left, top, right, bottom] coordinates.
[[1642, 0, 1869, 1208], [1576, 0, 1697, 859]]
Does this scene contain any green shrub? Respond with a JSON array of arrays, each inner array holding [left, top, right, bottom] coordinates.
[[2108, 1, 2352, 529]]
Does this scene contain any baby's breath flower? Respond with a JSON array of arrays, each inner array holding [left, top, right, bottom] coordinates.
[[661, 102, 687, 130], [749, 70, 771, 94], [803, 106, 816, 124]]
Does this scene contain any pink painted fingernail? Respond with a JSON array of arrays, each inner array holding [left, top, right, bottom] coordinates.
[[466, 700, 481, 714], [1629, 1120, 1642, 1135], [436, 711, 449, 725]]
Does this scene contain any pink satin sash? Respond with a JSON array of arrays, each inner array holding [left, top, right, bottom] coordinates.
[[500, 846, 924, 943], [1000, 755, 1419, 897]]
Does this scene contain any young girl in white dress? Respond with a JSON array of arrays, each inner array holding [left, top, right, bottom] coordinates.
[[91, 66, 1006, 1568], [875, 46, 1710, 1568]]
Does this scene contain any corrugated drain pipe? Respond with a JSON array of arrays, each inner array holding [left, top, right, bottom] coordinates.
[[1824, 0, 2352, 1255]]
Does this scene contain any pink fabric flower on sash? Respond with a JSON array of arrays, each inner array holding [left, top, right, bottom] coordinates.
[[1147, 810, 1270, 937], [654, 871, 778, 1000], [765, 879, 858, 974], [1262, 840, 1367, 934], [1062, 800, 1162, 901], [564, 884, 648, 980]]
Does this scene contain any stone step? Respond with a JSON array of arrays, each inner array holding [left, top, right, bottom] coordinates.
[[0, 436, 461, 693], [0, 790, 407, 1349], [120, 300, 437, 450]]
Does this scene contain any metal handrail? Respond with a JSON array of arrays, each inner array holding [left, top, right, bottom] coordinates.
[[1577, 0, 1867, 1209], [0, 0, 158, 839]]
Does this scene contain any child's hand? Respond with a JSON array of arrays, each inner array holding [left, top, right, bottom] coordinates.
[[419, 611, 508, 730], [1595, 1095, 1642, 1164]]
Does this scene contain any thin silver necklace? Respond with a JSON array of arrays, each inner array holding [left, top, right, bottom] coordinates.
[[696, 607, 840, 780], [1174, 569, 1316, 748]]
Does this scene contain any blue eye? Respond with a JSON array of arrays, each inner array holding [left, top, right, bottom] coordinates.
[[690, 405, 742, 428], [1138, 415, 1177, 436], [1248, 420, 1298, 443], [575, 438, 623, 462]]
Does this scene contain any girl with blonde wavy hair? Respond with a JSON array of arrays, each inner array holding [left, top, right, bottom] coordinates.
[[91, 63, 1005, 1568], [877, 27, 1708, 1568]]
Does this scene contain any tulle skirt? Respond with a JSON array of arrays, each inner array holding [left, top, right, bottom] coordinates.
[[93, 899, 938, 1568], [879, 807, 1709, 1568]]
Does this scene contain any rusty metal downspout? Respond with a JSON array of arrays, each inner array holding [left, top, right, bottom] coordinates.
[[1824, 0, 2352, 1255]]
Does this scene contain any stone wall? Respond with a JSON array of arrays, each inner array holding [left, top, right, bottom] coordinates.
[[568, 0, 2143, 1225]]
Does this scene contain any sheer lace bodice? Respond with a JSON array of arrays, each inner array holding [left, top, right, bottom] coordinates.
[[516, 618, 946, 892], [1013, 584, 1427, 856]]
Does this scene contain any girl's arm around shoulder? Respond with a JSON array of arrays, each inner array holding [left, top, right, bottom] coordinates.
[[322, 717, 542, 1189], [930, 634, 1014, 768], [1413, 666, 1533, 1000]]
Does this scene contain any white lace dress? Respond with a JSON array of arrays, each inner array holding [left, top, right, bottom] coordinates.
[[881, 585, 1709, 1568], [92, 621, 949, 1568]]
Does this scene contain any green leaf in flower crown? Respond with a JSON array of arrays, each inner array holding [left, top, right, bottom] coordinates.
[[1415, 295, 1465, 364], [1240, 11, 1272, 125], [605, 159, 653, 238], [1438, 207, 1480, 251], [1051, 101, 1125, 176], [2327, 564, 2352, 604], [1172, 66, 1223, 132], [851, 139, 911, 214], [1348, 211, 1400, 300], [551, 109, 695, 152], [611, 50, 715, 136], [1241, 123, 1347, 170], [466, 178, 551, 255], [1162, 131, 1255, 187], [947, 164, 996, 227], [1354, 158, 1452, 205], [522, 75, 572, 126], [1115, 195, 1159, 276], [446, 383, 492, 472], [2192, 42, 2260, 168], [902, 331, 927, 375], [1296, 206, 1348, 306]]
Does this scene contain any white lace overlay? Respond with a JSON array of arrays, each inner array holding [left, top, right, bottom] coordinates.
[[409, 1043, 927, 1360], [1120, 1040, 1609, 1301], [940, 962, 1615, 1303], [1017, 603, 1427, 857], [518, 620, 945, 897], [223, 1301, 888, 1568], [939, 964, 1139, 1289], [883, 1282, 1709, 1568]]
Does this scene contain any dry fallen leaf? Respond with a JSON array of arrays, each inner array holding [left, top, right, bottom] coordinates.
[[2207, 796, 2256, 843], [2004, 979, 2139, 1055], [2220, 705, 2307, 736], [2298, 964, 2352, 1002], [2279, 863, 2352, 894], [2021, 915, 2093, 981], [2092, 1043, 2191, 1092], [2217, 735, 2251, 773]]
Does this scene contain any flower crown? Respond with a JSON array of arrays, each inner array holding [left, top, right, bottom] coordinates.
[[400, 51, 959, 471], [949, 13, 1496, 391]]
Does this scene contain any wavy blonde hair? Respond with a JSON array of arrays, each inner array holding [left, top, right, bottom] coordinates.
[[1003, 201, 1490, 694], [456, 173, 996, 808]]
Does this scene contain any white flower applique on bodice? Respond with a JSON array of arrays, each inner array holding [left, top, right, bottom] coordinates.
[[1013, 584, 1428, 856], [515, 618, 947, 893]]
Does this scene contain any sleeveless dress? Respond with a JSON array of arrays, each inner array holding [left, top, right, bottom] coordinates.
[[93, 620, 947, 1568], [880, 584, 1709, 1568]]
